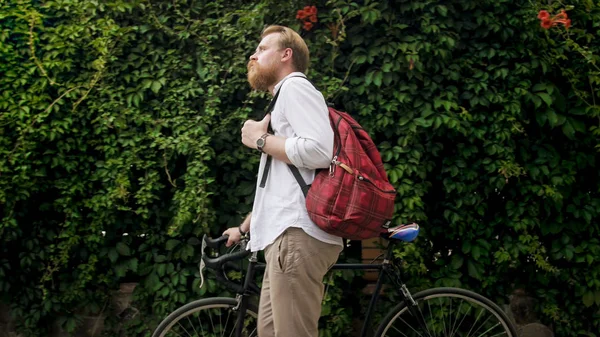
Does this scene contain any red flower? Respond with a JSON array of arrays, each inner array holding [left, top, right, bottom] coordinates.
[[297, 5, 318, 31], [538, 9, 571, 30], [554, 9, 568, 20], [304, 6, 317, 15], [540, 19, 553, 29]]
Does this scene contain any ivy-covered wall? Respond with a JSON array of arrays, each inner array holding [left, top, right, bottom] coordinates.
[[1, 0, 599, 336]]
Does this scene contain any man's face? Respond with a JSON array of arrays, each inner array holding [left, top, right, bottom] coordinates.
[[248, 33, 282, 91]]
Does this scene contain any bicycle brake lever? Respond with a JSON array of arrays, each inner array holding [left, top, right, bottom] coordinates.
[[199, 235, 208, 289]]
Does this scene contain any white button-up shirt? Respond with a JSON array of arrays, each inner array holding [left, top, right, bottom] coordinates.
[[248, 72, 343, 252]]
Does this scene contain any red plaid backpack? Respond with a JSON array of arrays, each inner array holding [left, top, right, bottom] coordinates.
[[261, 77, 396, 240]]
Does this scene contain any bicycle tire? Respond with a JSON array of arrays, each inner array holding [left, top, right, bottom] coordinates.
[[374, 287, 518, 337], [152, 297, 259, 337]]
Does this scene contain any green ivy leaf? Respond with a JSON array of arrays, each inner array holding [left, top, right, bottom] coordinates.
[[166, 239, 181, 251], [583, 291, 594, 307], [467, 260, 482, 280], [562, 120, 576, 139], [108, 249, 119, 263], [537, 93, 553, 106], [151, 81, 162, 94], [547, 110, 559, 127], [450, 254, 464, 269], [116, 242, 131, 256]]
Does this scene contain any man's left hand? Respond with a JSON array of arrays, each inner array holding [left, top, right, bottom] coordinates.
[[241, 114, 271, 149]]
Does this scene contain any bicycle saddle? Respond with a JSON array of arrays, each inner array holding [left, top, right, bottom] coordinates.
[[387, 223, 419, 242]]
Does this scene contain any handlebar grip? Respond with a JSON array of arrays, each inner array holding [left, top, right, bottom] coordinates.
[[202, 247, 251, 269], [203, 235, 229, 249]]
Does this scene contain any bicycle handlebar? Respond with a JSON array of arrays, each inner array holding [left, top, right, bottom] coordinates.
[[200, 234, 252, 294], [203, 235, 229, 249]]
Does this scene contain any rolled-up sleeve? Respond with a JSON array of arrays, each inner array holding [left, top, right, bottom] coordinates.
[[281, 78, 334, 169]]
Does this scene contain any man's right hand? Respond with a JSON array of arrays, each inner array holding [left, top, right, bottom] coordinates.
[[222, 212, 251, 247], [222, 227, 242, 247]]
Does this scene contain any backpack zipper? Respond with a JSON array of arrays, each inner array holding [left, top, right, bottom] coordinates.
[[357, 175, 397, 193]]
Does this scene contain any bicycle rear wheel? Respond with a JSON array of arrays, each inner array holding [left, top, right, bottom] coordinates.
[[375, 287, 517, 337], [152, 297, 258, 337]]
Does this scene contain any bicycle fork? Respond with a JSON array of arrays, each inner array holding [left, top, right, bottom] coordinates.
[[233, 251, 259, 337]]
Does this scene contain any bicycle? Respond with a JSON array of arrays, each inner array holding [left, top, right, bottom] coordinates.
[[152, 224, 517, 337]]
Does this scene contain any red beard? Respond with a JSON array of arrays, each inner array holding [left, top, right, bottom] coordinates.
[[247, 60, 279, 91]]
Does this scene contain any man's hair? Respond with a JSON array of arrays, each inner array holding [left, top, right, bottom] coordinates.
[[261, 25, 310, 74]]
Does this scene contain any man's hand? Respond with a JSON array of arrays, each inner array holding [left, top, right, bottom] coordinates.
[[222, 227, 242, 247], [222, 213, 252, 247], [241, 114, 271, 149]]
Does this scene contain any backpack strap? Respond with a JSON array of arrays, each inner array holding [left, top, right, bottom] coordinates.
[[288, 165, 310, 198], [258, 89, 281, 189], [258, 75, 310, 189]]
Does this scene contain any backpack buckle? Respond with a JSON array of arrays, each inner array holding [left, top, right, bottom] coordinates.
[[329, 156, 337, 176]]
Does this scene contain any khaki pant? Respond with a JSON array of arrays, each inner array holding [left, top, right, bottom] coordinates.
[[258, 227, 342, 337]]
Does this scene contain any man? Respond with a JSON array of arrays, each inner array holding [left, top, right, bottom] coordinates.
[[222, 25, 343, 337]]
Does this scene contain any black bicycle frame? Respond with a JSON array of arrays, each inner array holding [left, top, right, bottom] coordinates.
[[233, 240, 406, 337]]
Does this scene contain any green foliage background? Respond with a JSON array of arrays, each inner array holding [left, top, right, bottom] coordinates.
[[1, 0, 599, 336]]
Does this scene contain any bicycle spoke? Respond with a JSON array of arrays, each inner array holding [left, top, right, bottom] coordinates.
[[186, 315, 199, 336], [470, 313, 498, 337], [466, 308, 483, 337], [208, 309, 216, 336], [175, 320, 193, 337], [416, 300, 435, 337], [475, 321, 503, 337], [464, 307, 486, 337], [198, 313, 205, 336], [388, 322, 411, 337], [154, 300, 258, 337], [395, 314, 426, 337], [167, 327, 184, 337], [219, 308, 223, 337], [453, 304, 472, 337], [438, 297, 448, 337], [449, 298, 467, 337], [448, 296, 453, 337], [488, 327, 510, 337], [227, 315, 238, 337], [377, 290, 515, 337], [222, 309, 232, 337], [426, 300, 435, 337]]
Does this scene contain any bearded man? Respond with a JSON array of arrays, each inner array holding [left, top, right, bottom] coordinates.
[[222, 25, 343, 337]]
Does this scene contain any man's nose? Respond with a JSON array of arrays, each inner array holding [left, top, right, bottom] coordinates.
[[249, 53, 257, 61]]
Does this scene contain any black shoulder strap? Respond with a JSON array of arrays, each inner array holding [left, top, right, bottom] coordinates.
[[258, 75, 310, 190], [257, 89, 281, 188], [288, 165, 310, 197]]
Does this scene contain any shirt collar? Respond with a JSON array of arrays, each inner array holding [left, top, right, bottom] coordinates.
[[273, 72, 306, 95]]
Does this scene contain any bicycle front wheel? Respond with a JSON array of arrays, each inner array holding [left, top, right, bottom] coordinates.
[[375, 287, 517, 337], [152, 297, 258, 337]]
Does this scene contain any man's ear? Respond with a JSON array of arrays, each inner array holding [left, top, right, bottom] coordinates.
[[281, 48, 293, 63]]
